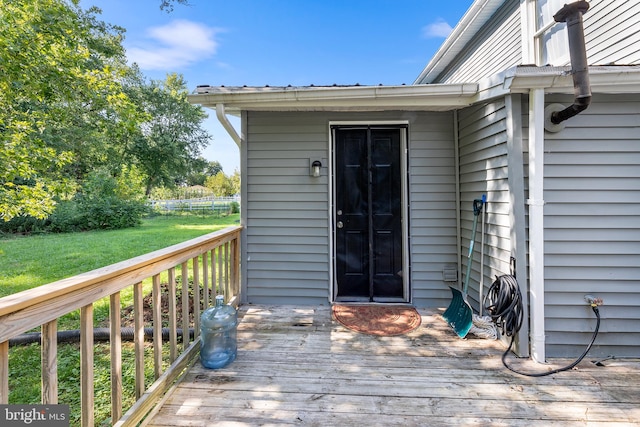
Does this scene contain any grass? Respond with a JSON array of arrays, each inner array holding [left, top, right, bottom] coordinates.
[[0, 212, 240, 297], [1, 212, 240, 427]]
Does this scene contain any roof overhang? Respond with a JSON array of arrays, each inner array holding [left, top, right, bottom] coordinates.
[[476, 65, 640, 101], [188, 83, 479, 115], [189, 66, 640, 115]]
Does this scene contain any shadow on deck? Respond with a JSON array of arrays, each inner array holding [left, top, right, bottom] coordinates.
[[144, 305, 640, 426]]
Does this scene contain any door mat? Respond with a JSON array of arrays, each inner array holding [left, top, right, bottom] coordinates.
[[332, 304, 422, 336]]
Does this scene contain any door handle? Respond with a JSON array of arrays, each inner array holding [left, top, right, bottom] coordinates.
[[336, 221, 344, 229]]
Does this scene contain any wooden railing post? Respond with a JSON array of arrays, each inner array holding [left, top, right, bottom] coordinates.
[[152, 274, 162, 380], [181, 262, 189, 351], [41, 320, 58, 404], [211, 249, 217, 296], [193, 256, 200, 339], [133, 282, 145, 399], [80, 304, 94, 427], [232, 236, 240, 298], [168, 268, 178, 363], [0, 341, 8, 404], [202, 253, 210, 309], [110, 292, 123, 423]]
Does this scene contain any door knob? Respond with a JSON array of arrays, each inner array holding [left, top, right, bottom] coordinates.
[[336, 221, 344, 229]]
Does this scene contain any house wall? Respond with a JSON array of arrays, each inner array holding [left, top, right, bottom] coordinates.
[[456, 100, 517, 311], [584, 0, 640, 66], [423, 0, 639, 85], [242, 110, 457, 307], [533, 93, 640, 358]]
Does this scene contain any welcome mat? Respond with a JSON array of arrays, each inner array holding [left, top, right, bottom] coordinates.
[[332, 304, 422, 336]]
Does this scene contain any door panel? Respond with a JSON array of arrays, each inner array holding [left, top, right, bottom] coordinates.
[[334, 126, 405, 301], [335, 129, 369, 298]]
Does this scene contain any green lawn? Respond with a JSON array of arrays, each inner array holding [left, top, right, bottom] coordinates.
[[0, 212, 240, 298]]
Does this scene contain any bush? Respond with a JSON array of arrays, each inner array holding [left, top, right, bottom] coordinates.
[[230, 201, 240, 214], [0, 169, 149, 235], [49, 196, 148, 232]]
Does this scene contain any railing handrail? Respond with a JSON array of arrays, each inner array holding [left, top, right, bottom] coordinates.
[[0, 225, 243, 427], [0, 226, 241, 343]]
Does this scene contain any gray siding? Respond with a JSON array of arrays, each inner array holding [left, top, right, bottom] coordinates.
[[585, 0, 640, 65], [244, 112, 330, 305], [432, 1, 521, 84], [456, 101, 515, 312], [244, 111, 458, 306], [541, 94, 640, 357], [409, 112, 458, 308]]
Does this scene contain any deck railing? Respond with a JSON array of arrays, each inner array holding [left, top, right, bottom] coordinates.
[[0, 226, 242, 427]]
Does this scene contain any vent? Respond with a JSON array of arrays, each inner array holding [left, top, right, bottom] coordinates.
[[442, 265, 458, 282]]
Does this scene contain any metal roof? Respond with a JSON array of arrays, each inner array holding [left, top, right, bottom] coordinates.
[[188, 83, 480, 115]]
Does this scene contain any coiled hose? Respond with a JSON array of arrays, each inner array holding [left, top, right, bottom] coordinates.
[[9, 327, 194, 347], [485, 274, 601, 377]]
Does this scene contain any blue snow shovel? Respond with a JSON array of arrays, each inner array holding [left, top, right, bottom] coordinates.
[[443, 196, 485, 338]]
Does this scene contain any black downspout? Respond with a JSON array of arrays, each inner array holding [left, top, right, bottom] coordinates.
[[550, 1, 591, 125]]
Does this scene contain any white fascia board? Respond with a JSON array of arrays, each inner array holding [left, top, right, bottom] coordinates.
[[188, 83, 479, 113], [474, 65, 640, 103], [504, 65, 640, 94]]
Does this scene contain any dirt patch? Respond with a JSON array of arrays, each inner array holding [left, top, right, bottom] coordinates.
[[108, 282, 213, 329]]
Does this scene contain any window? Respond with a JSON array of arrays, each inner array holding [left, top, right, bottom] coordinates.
[[535, 0, 570, 65]]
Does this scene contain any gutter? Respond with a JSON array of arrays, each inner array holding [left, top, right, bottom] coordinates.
[[528, 88, 546, 363], [189, 83, 479, 112]]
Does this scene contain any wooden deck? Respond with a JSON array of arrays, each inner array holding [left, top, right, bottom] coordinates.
[[144, 305, 640, 426]]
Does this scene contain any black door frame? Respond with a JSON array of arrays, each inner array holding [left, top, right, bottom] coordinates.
[[329, 121, 410, 303]]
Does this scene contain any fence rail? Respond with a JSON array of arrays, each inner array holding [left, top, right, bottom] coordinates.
[[149, 196, 240, 213], [0, 226, 242, 427]]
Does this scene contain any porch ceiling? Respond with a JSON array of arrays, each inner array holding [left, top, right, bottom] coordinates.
[[187, 83, 479, 115]]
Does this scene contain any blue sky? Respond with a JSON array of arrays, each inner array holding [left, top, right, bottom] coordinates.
[[82, 0, 474, 173]]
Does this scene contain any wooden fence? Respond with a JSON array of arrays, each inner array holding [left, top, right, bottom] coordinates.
[[0, 226, 242, 427]]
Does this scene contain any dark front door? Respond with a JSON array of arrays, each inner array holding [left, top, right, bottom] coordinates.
[[334, 126, 405, 302]]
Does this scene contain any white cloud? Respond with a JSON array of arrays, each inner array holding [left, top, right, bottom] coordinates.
[[126, 20, 222, 71], [422, 18, 453, 38]]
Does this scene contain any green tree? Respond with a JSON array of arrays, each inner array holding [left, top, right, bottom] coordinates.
[[205, 172, 233, 197], [127, 73, 211, 196], [229, 169, 241, 195], [0, 0, 138, 221], [183, 158, 223, 186], [159, 0, 190, 12]]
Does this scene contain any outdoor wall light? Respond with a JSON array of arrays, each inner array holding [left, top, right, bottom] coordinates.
[[310, 159, 322, 177]]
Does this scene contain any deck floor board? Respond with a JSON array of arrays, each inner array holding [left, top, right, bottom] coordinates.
[[143, 305, 640, 426]]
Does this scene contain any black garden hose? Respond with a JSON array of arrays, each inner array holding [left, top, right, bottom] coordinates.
[[485, 274, 601, 377], [9, 327, 194, 347]]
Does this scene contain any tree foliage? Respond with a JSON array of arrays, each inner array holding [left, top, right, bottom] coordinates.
[[0, 0, 139, 221], [183, 158, 223, 186], [205, 170, 240, 197], [126, 73, 211, 195], [1, 1, 216, 229], [159, 0, 190, 13]]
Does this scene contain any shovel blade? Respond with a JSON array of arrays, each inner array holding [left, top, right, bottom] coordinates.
[[442, 287, 473, 338]]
